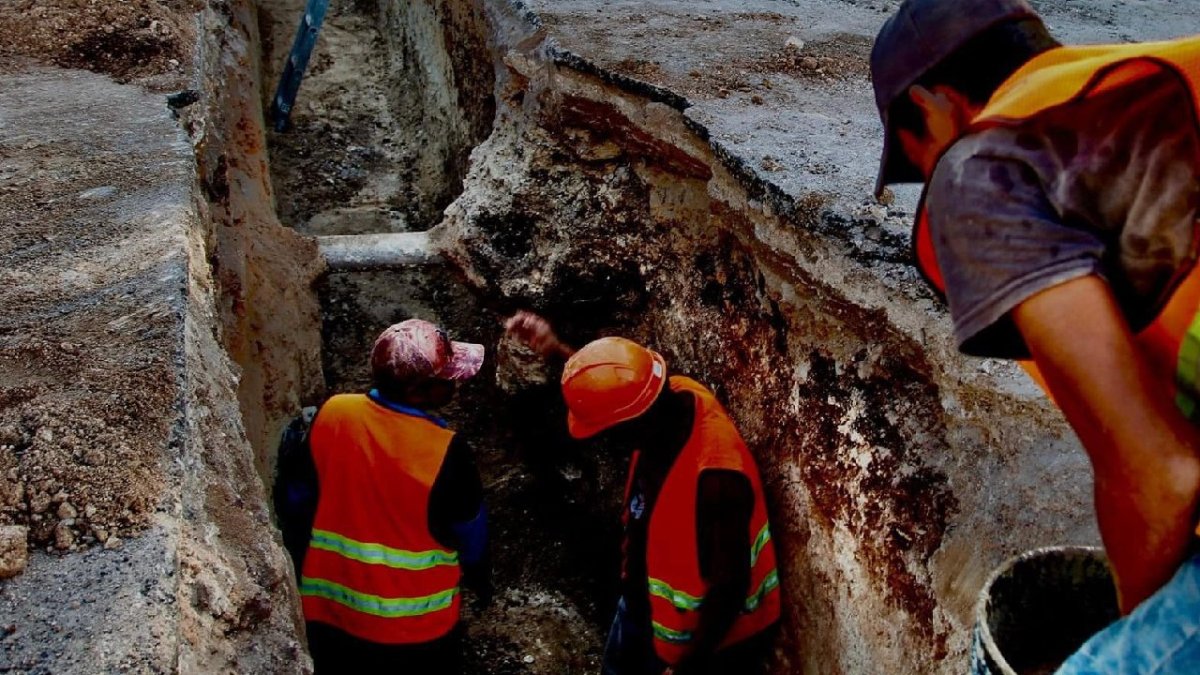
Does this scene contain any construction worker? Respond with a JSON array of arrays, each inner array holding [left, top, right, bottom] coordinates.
[[294, 319, 491, 673], [871, 0, 1200, 670], [505, 311, 780, 675]]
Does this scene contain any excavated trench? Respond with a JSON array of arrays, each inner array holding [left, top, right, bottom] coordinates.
[[258, 0, 617, 671], [218, 0, 1086, 673], [253, 0, 952, 671], [0, 0, 1114, 671]]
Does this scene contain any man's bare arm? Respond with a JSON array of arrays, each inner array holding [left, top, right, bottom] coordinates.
[[1012, 274, 1200, 612]]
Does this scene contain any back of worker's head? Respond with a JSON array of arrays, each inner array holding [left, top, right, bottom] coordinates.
[[370, 319, 484, 407], [871, 0, 1060, 192], [560, 337, 668, 439]]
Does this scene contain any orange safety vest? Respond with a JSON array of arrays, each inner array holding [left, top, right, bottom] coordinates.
[[914, 36, 1200, 414], [300, 394, 462, 644], [628, 376, 781, 665]]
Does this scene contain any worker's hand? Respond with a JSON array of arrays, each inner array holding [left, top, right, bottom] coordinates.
[[504, 311, 574, 359]]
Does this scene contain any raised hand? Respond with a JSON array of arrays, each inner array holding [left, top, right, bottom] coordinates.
[[503, 310, 574, 359]]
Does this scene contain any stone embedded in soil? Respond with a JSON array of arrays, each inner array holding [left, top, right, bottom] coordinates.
[[0, 525, 29, 578], [54, 520, 76, 550]]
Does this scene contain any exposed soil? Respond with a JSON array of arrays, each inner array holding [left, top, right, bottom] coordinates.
[[259, 0, 407, 231], [261, 0, 495, 234], [259, 1, 615, 669], [5, 0, 1194, 672], [0, 63, 187, 553], [0, 0, 198, 86]]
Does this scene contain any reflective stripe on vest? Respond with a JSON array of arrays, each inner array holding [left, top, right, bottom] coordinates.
[[650, 569, 782, 645], [308, 529, 459, 570], [639, 376, 781, 664], [300, 577, 459, 618], [301, 393, 462, 644], [647, 522, 778, 613]]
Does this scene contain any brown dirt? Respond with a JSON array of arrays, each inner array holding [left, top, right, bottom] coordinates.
[[0, 0, 200, 84], [0, 339, 169, 551], [603, 33, 871, 102], [736, 34, 872, 82], [0, 62, 190, 552]]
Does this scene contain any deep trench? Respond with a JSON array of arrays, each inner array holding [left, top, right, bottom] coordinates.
[[259, 0, 620, 671], [251, 0, 966, 673]]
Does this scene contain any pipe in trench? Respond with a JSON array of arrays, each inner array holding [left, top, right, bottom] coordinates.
[[317, 231, 441, 270]]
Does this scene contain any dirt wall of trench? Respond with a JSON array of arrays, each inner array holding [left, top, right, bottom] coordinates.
[[174, 0, 319, 669], [260, 0, 496, 234]]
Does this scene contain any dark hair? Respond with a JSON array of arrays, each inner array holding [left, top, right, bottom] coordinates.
[[372, 373, 410, 401], [890, 18, 1061, 136]]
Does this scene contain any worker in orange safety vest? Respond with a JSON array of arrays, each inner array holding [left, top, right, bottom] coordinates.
[[505, 311, 780, 675], [293, 319, 491, 673], [871, 0, 1200, 670]]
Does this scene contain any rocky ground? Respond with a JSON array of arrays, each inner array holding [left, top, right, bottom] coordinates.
[[0, 0, 197, 88], [1, 1, 313, 672]]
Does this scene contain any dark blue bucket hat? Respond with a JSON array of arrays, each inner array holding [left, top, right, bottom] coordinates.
[[871, 0, 1040, 196]]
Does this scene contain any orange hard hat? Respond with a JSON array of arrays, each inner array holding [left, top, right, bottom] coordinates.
[[561, 337, 668, 439]]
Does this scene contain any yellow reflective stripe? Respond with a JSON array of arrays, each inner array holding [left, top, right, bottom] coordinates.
[[1176, 309, 1200, 419], [652, 621, 693, 644], [648, 567, 780, 618], [309, 529, 458, 570], [649, 578, 703, 611], [743, 569, 780, 612], [300, 577, 458, 618], [749, 523, 772, 568]]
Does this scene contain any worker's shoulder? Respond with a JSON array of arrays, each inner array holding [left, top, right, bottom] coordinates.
[[940, 68, 1193, 189], [927, 125, 1046, 225], [314, 393, 369, 420]]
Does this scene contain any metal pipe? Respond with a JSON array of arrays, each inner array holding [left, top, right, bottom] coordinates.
[[317, 232, 442, 271]]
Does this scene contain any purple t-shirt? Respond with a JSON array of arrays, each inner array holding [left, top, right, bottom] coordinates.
[[926, 72, 1200, 359]]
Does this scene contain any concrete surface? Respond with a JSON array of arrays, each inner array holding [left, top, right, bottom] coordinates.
[[0, 59, 194, 673]]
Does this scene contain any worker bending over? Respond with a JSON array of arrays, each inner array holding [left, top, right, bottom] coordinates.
[[295, 319, 491, 672], [506, 311, 780, 675], [871, 0, 1200, 669]]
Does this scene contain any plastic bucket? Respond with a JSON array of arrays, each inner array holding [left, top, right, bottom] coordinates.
[[971, 546, 1119, 675]]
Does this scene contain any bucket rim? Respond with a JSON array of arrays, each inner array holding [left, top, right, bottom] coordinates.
[[973, 545, 1108, 675]]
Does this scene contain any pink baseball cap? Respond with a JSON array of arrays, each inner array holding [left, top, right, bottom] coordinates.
[[370, 319, 484, 382]]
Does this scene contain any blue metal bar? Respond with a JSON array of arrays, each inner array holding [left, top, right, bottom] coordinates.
[[269, 0, 331, 131]]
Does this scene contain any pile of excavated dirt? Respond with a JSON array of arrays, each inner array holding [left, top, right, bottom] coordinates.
[[0, 63, 187, 553], [0, 0, 198, 86]]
